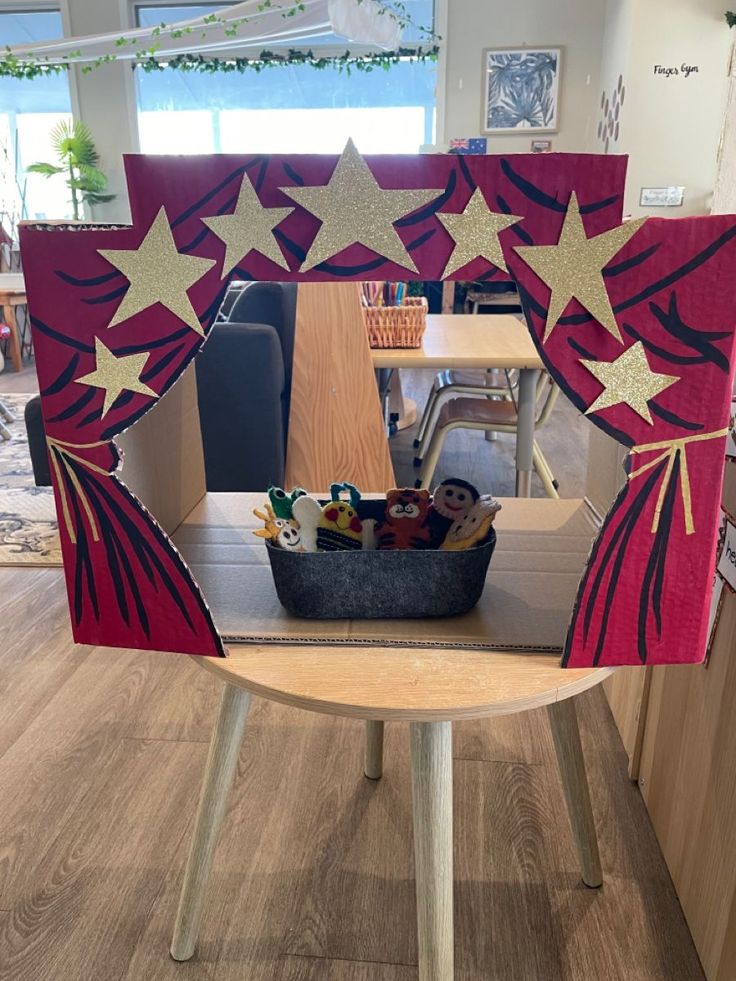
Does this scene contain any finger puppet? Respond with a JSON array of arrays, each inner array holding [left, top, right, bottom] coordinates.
[[268, 486, 307, 520], [428, 477, 479, 544], [329, 481, 362, 509], [291, 495, 322, 553], [253, 502, 286, 542], [440, 495, 501, 551], [318, 503, 363, 550], [361, 519, 378, 551], [277, 521, 305, 552], [376, 488, 432, 550]]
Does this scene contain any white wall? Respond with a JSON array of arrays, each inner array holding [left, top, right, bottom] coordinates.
[[4, 0, 733, 222], [440, 0, 607, 153], [65, 0, 137, 221], [599, 0, 732, 216]]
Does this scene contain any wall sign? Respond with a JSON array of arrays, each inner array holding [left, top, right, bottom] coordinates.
[[640, 186, 685, 207], [653, 64, 699, 78]]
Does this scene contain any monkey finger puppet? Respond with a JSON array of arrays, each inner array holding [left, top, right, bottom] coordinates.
[[376, 488, 432, 550], [440, 495, 501, 551], [428, 478, 480, 546]]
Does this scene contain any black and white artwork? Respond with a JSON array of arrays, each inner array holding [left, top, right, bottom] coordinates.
[[482, 48, 561, 134]]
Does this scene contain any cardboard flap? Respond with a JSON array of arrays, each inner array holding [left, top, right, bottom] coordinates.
[[173, 493, 598, 652]]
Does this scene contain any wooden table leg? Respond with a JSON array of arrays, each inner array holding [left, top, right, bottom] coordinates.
[[2, 304, 22, 372], [364, 720, 385, 779], [410, 721, 453, 981], [171, 683, 252, 961], [547, 697, 603, 888], [515, 367, 539, 497]]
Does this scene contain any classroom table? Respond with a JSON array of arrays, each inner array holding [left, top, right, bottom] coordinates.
[[370, 313, 544, 497], [0, 273, 27, 372]]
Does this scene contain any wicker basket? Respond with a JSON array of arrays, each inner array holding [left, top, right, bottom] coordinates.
[[363, 296, 428, 348]]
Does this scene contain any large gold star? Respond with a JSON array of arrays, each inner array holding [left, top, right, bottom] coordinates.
[[202, 175, 293, 275], [438, 188, 522, 277], [280, 139, 442, 273], [514, 192, 646, 342], [98, 207, 215, 335], [76, 337, 157, 417], [582, 342, 679, 425]]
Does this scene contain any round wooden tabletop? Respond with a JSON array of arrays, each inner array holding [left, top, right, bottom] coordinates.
[[197, 644, 613, 722]]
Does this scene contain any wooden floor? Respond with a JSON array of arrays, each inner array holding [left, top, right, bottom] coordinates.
[[0, 566, 705, 980], [0, 356, 704, 979]]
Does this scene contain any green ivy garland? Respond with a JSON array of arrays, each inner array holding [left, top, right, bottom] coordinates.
[[0, 0, 439, 79]]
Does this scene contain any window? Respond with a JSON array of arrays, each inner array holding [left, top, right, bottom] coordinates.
[[0, 9, 72, 221], [135, 2, 436, 154]]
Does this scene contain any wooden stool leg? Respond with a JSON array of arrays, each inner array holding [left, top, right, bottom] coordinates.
[[410, 721, 453, 981], [364, 720, 385, 779], [171, 683, 252, 961], [3, 305, 22, 372], [547, 697, 603, 888]]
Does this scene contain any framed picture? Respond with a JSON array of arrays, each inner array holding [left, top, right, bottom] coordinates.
[[482, 47, 562, 135]]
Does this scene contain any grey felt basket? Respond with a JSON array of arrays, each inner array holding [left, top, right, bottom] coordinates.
[[265, 527, 496, 619]]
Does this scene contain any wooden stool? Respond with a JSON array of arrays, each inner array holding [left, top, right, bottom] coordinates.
[[0, 294, 24, 372], [170, 645, 610, 979]]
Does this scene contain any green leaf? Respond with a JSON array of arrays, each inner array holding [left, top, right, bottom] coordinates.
[[26, 161, 64, 177]]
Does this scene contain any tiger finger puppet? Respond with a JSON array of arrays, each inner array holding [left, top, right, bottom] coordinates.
[[428, 478, 480, 546], [376, 488, 432, 550], [440, 495, 501, 551]]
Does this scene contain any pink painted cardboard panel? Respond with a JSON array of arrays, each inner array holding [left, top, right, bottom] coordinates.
[[18, 149, 736, 665]]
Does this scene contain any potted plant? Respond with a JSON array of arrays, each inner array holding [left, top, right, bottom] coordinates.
[[27, 119, 114, 220]]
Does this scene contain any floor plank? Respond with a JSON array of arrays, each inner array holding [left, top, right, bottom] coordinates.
[[276, 955, 417, 980], [0, 737, 205, 981]]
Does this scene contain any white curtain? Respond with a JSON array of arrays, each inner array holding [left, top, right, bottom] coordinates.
[[5, 0, 401, 65]]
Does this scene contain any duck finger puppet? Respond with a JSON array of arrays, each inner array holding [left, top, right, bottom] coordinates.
[[291, 494, 322, 553], [428, 477, 480, 546], [376, 488, 432, 550], [268, 485, 307, 520], [440, 495, 501, 551], [317, 484, 363, 551]]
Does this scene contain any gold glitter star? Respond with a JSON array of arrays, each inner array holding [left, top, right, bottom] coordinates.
[[514, 192, 646, 342], [98, 207, 215, 336], [202, 174, 293, 275], [280, 138, 442, 273], [76, 337, 157, 418], [438, 188, 522, 277], [582, 342, 679, 425]]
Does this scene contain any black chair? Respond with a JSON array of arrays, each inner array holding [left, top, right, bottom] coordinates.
[[226, 281, 297, 442], [25, 283, 298, 493], [24, 395, 51, 486]]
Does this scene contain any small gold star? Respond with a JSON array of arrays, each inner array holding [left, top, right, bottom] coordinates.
[[280, 139, 442, 273], [98, 207, 215, 335], [514, 192, 646, 342], [438, 188, 522, 277], [76, 337, 157, 417], [202, 175, 293, 275], [582, 342, 679, 424]]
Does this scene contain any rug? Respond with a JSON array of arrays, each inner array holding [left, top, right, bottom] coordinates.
[[0, 393, 62, 566]]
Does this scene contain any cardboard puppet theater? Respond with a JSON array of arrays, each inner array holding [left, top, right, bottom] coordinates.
[[20, 143, 736, 668]]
